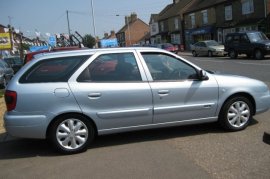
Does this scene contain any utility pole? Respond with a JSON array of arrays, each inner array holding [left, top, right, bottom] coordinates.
[[90, 0, 97, 47], [66, 10, 73, 46]]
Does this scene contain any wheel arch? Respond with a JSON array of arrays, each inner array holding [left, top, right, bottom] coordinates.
[[46, 112, 98, 139], [219, 92, 256, 116]]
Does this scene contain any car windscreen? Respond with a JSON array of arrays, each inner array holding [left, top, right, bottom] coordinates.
[[247, 32, 269, 42], [19, 55, 90, 83], [205, 41, 219, 46]]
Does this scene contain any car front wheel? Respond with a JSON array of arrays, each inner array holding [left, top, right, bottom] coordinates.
[[192, 50, 197, 57], [254, 49, 264, 60], [219, 96, 253, 131], [49, 114, 95, 154]]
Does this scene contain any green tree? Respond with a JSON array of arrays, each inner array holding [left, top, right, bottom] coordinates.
[[82, 34, 96, 48]]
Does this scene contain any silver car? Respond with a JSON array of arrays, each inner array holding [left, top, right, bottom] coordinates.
[[4, 47, 270, 154], [191, 40, 227, 57], [0, 59, 14, 88]]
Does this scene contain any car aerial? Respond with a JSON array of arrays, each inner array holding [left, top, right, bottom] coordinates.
[[0, 59, 14, 88], [157, 43, 179, 53], [224, 31, 270, 60], [191, 40, 227, 57], [3, 56, 23, 73], [4, 47, 270, 154]]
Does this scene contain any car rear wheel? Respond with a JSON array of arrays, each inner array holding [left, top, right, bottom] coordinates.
[[254, 49, 264, 60], [219, 96, 253, 131], [192, 50, 197, 57], [49, 114, 95, 154], [208, 51, 213, 57], [229, 49, 238, 59]]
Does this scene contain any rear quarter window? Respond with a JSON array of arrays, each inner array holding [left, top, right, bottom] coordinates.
[[19, 55, 90, 83]]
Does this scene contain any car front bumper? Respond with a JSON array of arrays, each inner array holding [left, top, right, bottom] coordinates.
[[256, 93, 270, 114], [4, 113, 48, 139]]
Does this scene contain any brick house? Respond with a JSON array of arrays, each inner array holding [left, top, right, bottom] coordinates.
[[183, 0, 270, 50], [215, 0, 270, 43], [116, 13, 149, 47], [156, 0, 194, 46]]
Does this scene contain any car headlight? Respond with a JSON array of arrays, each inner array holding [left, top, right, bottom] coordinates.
[[265, 45, 270, 49]]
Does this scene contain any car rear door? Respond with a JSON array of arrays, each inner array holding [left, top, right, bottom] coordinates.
[[69, 50, 153, 132], [138, 51, 219, 124]]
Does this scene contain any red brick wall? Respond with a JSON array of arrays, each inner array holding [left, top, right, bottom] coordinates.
[[125, 20, 149, 46]]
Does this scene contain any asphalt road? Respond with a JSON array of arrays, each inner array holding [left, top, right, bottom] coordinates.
[[0, 54, 270, 179]]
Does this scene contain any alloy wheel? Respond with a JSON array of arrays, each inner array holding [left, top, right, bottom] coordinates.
[[56, 118, 89, 150], [227, 101, 250, 128]]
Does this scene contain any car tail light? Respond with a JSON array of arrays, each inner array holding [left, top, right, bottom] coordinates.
[[5, 90, 17, 111]]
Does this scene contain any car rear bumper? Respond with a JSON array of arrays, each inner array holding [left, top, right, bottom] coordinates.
[[4, 113, 48, 139]]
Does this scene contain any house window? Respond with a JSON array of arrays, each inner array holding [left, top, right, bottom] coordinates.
[[160, 21, 164, 32], [190, 13, 195, 28], [201, 10, 208, 25], [174, 18, 179, 30], [242, 0, 254, 15], [225, 5, 232, 21]]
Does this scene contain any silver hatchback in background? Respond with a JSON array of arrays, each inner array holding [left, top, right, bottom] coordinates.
[[191, 40, 227, 57], [4, 47, 270, 154], [0, 59, 14, 88]]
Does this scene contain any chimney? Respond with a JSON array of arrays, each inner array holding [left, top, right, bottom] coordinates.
[[130, 13, 137, 22], [125, 13, 137, 24], [110, 30, 115, 37]]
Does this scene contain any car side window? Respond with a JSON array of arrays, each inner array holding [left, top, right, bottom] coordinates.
[[141, 52, 198, 81], [240, 35, 249, 43], [77, 53, 142, 82], [201, 42, 207, 47], [19, 55, 90, 83], [233, 35, 240, 43], [225, 35, 233, 43]]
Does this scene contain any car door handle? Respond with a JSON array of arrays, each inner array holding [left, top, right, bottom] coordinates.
[[158, 90, 170, 96], [88, 93, 102, 99]]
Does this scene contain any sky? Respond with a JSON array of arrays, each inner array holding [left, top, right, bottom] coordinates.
[[0, 0, 172, 41]]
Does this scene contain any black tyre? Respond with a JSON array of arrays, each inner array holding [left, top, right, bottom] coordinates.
[[229, 49, 238, 59], [219, 96, 253, 131], [192, 50, 197, 57], [254, 49, 264, 60], [49, 114, 95, 154], [208, 51, 213, 57]]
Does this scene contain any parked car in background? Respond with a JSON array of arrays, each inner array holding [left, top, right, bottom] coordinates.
[[0, 59, 14, 88], [3, 56, 23, 73], [191, 40, 227, 57], [24, 46, 84, 64], [157, 43, 178, 53], [224, 31, 270, 60], [4, 47, 270, 154]]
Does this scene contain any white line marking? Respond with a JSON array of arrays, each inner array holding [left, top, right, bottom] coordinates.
[[235, 62, 270, 66], [193, 59, 225, 63]]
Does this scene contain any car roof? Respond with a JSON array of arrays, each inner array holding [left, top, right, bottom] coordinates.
[[227, 31, 261, 35], [34, 47, 160, 59]]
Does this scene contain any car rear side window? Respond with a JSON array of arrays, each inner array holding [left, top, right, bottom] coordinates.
[[20, 55, 90, 83], [77, 53, 142, 82]]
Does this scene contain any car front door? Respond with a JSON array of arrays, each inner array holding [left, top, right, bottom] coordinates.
[[69, 51, 153, 132], [139, 51, 219, 124], [239, 34, 251, 54]]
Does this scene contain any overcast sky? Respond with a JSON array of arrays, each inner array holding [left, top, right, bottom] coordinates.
[[0, 0, 172, 40]]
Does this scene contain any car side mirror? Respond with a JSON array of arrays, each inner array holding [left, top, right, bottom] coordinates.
[[198, 70, 209, 81]]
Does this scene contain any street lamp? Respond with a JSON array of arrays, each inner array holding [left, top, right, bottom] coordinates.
[[91, 0, 97, 47], [116, 14, 131, 46]]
